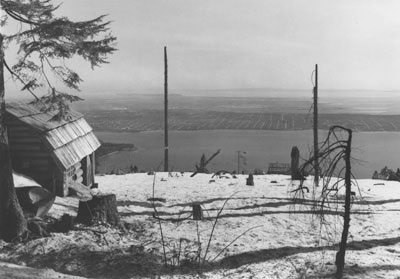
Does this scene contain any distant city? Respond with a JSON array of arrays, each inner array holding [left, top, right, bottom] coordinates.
[[73, 92, 400, 133], [84, 109, 400, 132]]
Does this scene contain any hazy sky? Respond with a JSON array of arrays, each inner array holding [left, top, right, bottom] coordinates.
[[3, 0, 400, 95]]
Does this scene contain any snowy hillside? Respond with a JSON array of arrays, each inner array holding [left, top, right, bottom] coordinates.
[[1, 173, 400, 278]]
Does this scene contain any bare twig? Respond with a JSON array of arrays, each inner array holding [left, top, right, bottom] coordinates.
[[201, 192, 238, 269]]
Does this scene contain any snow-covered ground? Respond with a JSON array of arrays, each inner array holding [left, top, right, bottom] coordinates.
[[1, 173, 400, 278]]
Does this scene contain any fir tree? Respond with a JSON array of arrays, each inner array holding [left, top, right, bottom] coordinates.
[[0, 0, 116, 241]]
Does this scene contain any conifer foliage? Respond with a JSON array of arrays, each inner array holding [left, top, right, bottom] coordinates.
[[0, 0, 116, 241]]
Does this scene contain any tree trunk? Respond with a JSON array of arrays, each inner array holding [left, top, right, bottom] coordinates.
[[335, 129, 352, 279], [0, 34, 27, 241], [76, 193, 119, 226]]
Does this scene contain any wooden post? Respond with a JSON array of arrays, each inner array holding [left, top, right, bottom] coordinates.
[[246, 174, 254, 186], [192, 203, 203, 220], [91, 152, 96, 183], [291, 146, 304, 180], [237, 151, 240, 174], [164, 46, 169, 172], [313, 64, 319, 187], [83, 155, 90, 186]]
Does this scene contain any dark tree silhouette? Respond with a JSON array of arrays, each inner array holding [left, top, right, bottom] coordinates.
[[191, 149, 221, 177], [0, 0, 116, 241], [196, 154, 208, 173]]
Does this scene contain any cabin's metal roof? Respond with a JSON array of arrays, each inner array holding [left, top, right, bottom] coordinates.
[[6, 102, 100, 170]]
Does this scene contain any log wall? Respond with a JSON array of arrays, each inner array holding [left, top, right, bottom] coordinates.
[[7, 116, 56, 192]]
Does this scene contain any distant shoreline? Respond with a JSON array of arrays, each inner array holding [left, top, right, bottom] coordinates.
[[95, 129, 400, 178], [96, 141, 137, 159]]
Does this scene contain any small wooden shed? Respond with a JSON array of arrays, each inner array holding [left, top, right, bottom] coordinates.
[[6, 102, 101, 197]]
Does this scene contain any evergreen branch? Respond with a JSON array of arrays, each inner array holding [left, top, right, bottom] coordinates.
[[4, 9, 38, 25], [2, 0, 57, 24], [2, 0, 116, 120], [3, 59, 39, 100]]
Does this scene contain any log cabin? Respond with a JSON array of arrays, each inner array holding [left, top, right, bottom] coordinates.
[[6, 102, 101, 197]]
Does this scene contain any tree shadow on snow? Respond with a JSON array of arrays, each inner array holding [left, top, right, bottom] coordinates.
[[117, 197, 400, 220], [214, 236, 400, 269], [119, 207, 372, 222], [15, 244, 164, 279], [117, 200, 165, 208], [169, 196, 293, 208], [344, 263, 400, 276], [13, 235, 400, 278]]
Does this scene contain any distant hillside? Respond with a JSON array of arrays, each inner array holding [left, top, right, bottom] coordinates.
[[96, 141, 135, 158]]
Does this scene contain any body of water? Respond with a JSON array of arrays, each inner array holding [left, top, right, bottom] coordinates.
[[95, 130, 400, 179]]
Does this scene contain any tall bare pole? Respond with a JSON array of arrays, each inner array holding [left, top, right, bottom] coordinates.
[[313, 64, 319, 186], [237, 151, 240, 174], [164, 46, 169, 172]]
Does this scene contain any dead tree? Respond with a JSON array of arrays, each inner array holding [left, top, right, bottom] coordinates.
[[197, 154, 208, 173], [191, 149, 221, 177], [335, 127, 352, 279], [295, 126, 354, 279]]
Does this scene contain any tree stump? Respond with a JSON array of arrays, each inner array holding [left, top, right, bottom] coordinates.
[[246, 174, 254, 186], [76, 194, 119, 226], [192, 203, 203, 220]]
